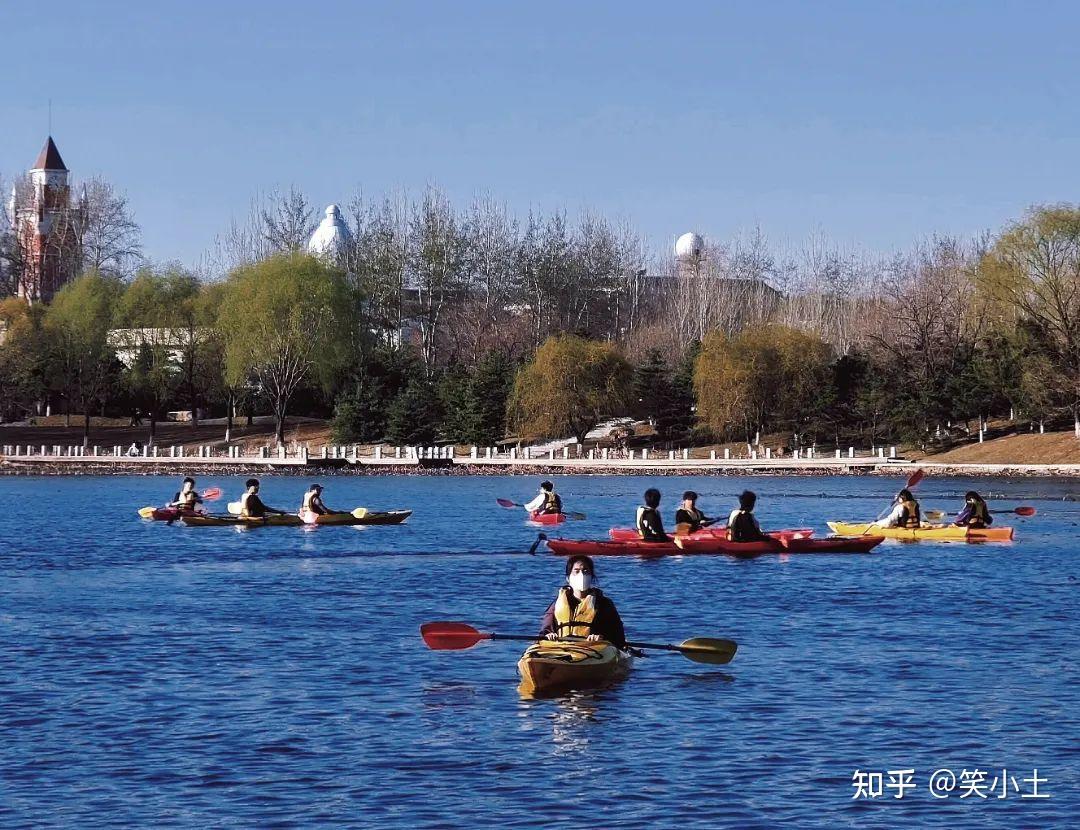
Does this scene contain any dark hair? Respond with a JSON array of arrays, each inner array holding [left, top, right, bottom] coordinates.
[[965, 491, 981, 501], [245, 478, 259, 489], [565, 554, 595, 576], [739, 490, 757, 510], [309, 483, 322, 491], [644, 488, 661, 508], [182, 477, 195, 485], [682, 490, 698, 502], [898, 489, 914, 501], [541, 481, 554, 491]]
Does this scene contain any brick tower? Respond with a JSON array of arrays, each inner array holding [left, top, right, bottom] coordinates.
[[11, 137, 77, 302]]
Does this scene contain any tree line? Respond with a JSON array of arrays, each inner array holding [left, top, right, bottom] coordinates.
[[2, 180, 1080, 451]]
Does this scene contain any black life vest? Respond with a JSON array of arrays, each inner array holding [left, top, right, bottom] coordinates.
[[899, 499, 921, 528], [729, 510, 761, 542], [543, 491, 562, 514]]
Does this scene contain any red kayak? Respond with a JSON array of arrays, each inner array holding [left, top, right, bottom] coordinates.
[[608, 527, 814, 542], [529, 511, 566, 525], [546, 535, 882, 557]]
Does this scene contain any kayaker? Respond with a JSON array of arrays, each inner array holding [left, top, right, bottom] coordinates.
[[240, 478, 287, 518], [636, 487, 670, 542], [674, 490, 716, 534], [539, 555, 626, 648], [301, 484, 332, 515], [727, 490, 768, 542], [954, 491, 992, 528], [524, 480, 563, 516], [875, 488, 922, 529], [169, 477, 203, 513]]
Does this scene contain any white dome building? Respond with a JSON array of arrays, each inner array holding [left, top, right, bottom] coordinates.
[[307, 204, 352, 259], [674, 231, 705, 262]]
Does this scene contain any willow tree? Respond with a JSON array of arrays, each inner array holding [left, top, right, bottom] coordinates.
[[978, 205, 1080, 436], [508, 334, 632, 443], [217, 253, 357, 445]]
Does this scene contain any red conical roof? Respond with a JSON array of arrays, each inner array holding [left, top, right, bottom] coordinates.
[[33, 136, 67, 171]]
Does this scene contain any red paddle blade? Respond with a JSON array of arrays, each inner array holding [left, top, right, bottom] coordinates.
[[202, 487, 222, 501], [1014, 506, 1036, 516], [906, 468, 925, 489], [496, 498, 516, 508], [420, 622, 490, 650]]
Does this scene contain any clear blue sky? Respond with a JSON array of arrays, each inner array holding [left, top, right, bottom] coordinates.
[[2, 0, 1077, 266]]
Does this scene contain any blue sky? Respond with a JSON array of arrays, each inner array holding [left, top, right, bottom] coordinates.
[[2, 0, 1077, 266]]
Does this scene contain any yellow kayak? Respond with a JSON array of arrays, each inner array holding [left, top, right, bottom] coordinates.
[[517, 639, 632, 697], [827, 521, 1014, 542], [181, 514, 304, 527]]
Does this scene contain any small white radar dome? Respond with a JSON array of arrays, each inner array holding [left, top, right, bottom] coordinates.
[[675, 232, 704, 260]]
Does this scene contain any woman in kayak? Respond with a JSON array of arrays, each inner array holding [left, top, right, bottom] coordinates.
[[727, 490, 769, 542], [240, 478, 287, 518], [170, 477, 203, 513], [524, 480, 563, 516], [636, 487, 670, 542], [674, 490, 716, 534], [875, 488, 921, 529], [539, 555, 626, 648], [301, 483, 332, 515], [954, 491, 992, 528]]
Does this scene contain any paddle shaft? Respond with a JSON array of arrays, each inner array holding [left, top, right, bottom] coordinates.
[[488, 631, 725, 656]]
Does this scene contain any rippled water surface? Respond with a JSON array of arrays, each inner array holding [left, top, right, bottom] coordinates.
[[1, 473, 1077, 828]]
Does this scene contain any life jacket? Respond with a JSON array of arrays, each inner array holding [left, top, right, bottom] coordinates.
[[543, 491, 562, 514], [302, 490, 320, 512], [967, 500, 991, 527], [553, 587, 597, 638], [636, 506, 663, 540], [675, 506, 705, 534], [728, 509, 760, 542], [240, 491, 263, 518], [899, 499, 921, 528], [176, 489, 198, 510]]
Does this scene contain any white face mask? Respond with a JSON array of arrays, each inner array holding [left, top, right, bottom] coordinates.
[[568, 572, 593, 593]]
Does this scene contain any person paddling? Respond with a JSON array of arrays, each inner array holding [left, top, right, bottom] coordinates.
[[954, 491, 992, 528], [636, 487, 670, 542], [524, 480, 563, 516], [170, 477, 204, 513], [539, 555, 626, 648], [727, 490, 769, 542], [240, 478, 287, 518], [674, 490, 716, 534], [876, 488, 921, 529], [301, 483, 332, 516]]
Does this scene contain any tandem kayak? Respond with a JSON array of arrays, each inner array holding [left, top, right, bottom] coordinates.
[[608, 527, 814, 542], [138, 506, 179, 521], [299, 509, 413, 526], [826, 522, 1014, 542], [517, 639, 632, 696], [181, 514, 305, 527], [547, 536, 881, 557], [529, 511, 566, 525]]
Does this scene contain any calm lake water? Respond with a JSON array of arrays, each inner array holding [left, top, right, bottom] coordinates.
[[1, 473, 1077, 828]]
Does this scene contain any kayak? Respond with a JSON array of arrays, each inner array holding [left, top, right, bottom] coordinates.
[[529, 511, 566, 525], [181, 514, 305, 527], [299, 509, 413, 526], [826, 521, 1014, 542], [548, 536, 881, 557], [139, 506, 179, 521], [517, 639, 632, 696], [608, 527, 814, 542], [675, 535, 884, 555]]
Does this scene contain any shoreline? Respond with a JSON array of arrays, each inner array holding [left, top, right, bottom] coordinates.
[[4, 459, 1080, 478]]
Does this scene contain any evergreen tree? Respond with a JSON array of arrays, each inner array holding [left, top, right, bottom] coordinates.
[[464, 350, 514, 445], [386, 376, 442, 445]]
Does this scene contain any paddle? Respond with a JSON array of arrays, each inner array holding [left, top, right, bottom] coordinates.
[[496, 498, 586, 521], [863, 467, 925, 534], [527, 532, 548, 555], [420, 622, 738, 665], [925, 506, 1036, 521], [140, 486, 221, 519]]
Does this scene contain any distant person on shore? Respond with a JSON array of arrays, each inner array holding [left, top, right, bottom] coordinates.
[[126, 442, 141, 457], [301, 483, 332, 516], [539, 555, 626, 648], [876, 488, 922, 529], [170, 477, 203, 512], [240, 478, 287, 518], [954, 491, 992, 528], [525, 481, 563, 516], [636, 488, 670, 542], [727, 490, 769, 542], [674, 491, 717, 534]]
